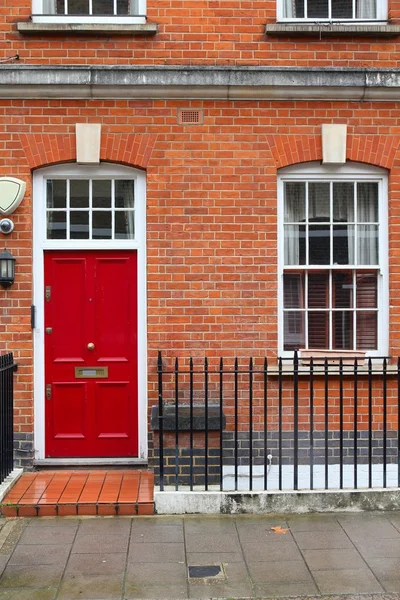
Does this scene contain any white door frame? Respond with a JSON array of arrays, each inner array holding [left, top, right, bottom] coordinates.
[[33, 163, 148, 460]]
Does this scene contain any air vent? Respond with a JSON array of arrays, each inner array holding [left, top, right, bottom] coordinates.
[[178, 109, 204, 125]]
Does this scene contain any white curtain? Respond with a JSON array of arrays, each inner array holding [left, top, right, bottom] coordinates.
[[283, 0, 296, 18], [357, 182, 378, 265], [43, 0, 56, 13], [284, 182, 305, 265], [356, 0, 376, 18]]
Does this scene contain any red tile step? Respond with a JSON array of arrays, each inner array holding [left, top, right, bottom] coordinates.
[[1, 470, 154, 517]]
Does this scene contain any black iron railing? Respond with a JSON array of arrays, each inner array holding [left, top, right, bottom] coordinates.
[[155, 351, 400, 492], [0, 353, 16, 484]]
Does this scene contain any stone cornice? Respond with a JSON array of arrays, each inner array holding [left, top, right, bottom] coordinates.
[[0, 65, 400, 100]]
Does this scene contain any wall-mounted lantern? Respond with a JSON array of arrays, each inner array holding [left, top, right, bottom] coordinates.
[[0, 250, 16, 288]]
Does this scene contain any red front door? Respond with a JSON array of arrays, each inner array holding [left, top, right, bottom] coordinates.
[[44, 251, 138, 457]]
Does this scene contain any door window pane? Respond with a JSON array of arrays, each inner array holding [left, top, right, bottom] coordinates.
[[93, 180, 111, 209], [70, 180, 89, 209], [47, 180, 66, 209], [115, 211, 135, 239], [93, 211, 112, 239], [47, 211, 66, 239], [70, 212, 89, 239], [115, 180, 135, 209]]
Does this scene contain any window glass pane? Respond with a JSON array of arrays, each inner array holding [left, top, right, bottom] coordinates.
[[333, 182, 354, 222], [55, 0, 66, 13], [308, 182, 330, 220], [308, 273, 328, 308], [333, 271, 353, 309], [117, 0, 131, 14], [63, 0, 89, 13], [284, 312, 305, 351], [70, 180, 89, 209], [332, 0, 353, 18], [307, 0, 329, 19], [309, 225, 330, 264], [285, 225, 305, 266], [357, 182, 378, 222], [115, 211, 135, 239], [284, 274, 304, 308], [333, 311, 353, 350], [284, 182, 305, 222], [357, 225, 378, 265], [308, 311, 328, 348], [93, 211, 112, 239], [70, 211, 89, 239], [47, 211, 66, 239], [333, 225, 354, 264], [93, 180, 111, 208], [356, 312, 377, 350], [93, 0, 114, 15], [115, 180, 135, 209], [356, 273, 377, 308], [46, 180, 66, 209]]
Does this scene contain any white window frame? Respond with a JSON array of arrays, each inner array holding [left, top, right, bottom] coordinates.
[[31, 0, 146, 24], [277, 161, 388, 358], [277, 0, 387, 22], [33, 163, 148, 460]]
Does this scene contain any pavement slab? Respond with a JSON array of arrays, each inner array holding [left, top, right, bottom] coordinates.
[[0, 512, 400, 599]]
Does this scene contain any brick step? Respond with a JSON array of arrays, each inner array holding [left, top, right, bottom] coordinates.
[[1, 470, 154, 517]]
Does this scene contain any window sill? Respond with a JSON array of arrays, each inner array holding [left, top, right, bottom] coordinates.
[[265, 22, 400, 36], [17, 21, 158, 36]]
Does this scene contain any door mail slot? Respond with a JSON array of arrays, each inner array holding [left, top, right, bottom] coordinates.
[[75, 367, 109, 379]]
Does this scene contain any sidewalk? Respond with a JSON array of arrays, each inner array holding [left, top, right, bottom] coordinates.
[[0, 512, 400, 599]]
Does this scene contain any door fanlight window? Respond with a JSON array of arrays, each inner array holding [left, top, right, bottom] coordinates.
[[46, 178, 135, 241]]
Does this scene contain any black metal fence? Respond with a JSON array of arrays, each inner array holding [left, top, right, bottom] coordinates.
[[0, 353, 16, 485], [155, 351, 400, 492]]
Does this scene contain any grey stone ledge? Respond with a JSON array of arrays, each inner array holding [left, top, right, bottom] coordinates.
[[266, 22, 400, 36], [1, 65, 400, 100], [17, 21, 158, 35]]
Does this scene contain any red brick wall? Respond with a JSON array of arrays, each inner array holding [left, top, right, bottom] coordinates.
[[2, 1, 400, 67], [0, 99, 399, 441]]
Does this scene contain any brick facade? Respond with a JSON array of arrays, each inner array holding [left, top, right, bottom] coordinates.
[[1, 1, 400, 467]]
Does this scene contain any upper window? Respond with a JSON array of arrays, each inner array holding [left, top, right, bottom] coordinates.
[[278, 162, 388, 356], [32, 0, 146, 23], [278, 0, 387, 21]]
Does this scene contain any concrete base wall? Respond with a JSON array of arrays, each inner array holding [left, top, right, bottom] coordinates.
[[155, 488, 400, 515]]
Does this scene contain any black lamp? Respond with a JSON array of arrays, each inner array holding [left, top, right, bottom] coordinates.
[[0, 250, 15, 289]]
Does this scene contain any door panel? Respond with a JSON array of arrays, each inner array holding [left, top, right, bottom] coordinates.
[[45, 251, 138, 457]]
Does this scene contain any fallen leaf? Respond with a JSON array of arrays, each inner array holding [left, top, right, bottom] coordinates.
[[270, 526, 289, 534]]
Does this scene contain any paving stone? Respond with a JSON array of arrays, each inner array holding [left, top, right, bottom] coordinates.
[[19, 526, 76, 545], [302, 547, 367, 570], [0, 563, 64, 588], [287, 514, 342, 532], [242, 539, 303, 562], [77, 518, 131, 536], [126, 561, 187, 586], [247, 559, 313, 584], [9, 544, 70, 566], [0, 590, 58, 600], [183, 516, 237, 536], [0, 558, 9, 578], [312, 568, 384, 594], [185, 532, 240, 553], [124, 584, 188, 599], [130, 524, 183, 543], [128, 542, 185, 563], [293, 530, 354, 550], [57, 573, 123, 599], [26, 518, 80, 528], [65, 552, 126, 576], [188, 562, 252, 599], [254, 581, 319, 596], [338, 516, 400, 542], [355, 537, 400, 558], [72, 533, 129, 554], [186, 551, 245, 564]]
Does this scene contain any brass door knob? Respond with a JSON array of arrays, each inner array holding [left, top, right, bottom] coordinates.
[[87, 342, 95, 351]]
